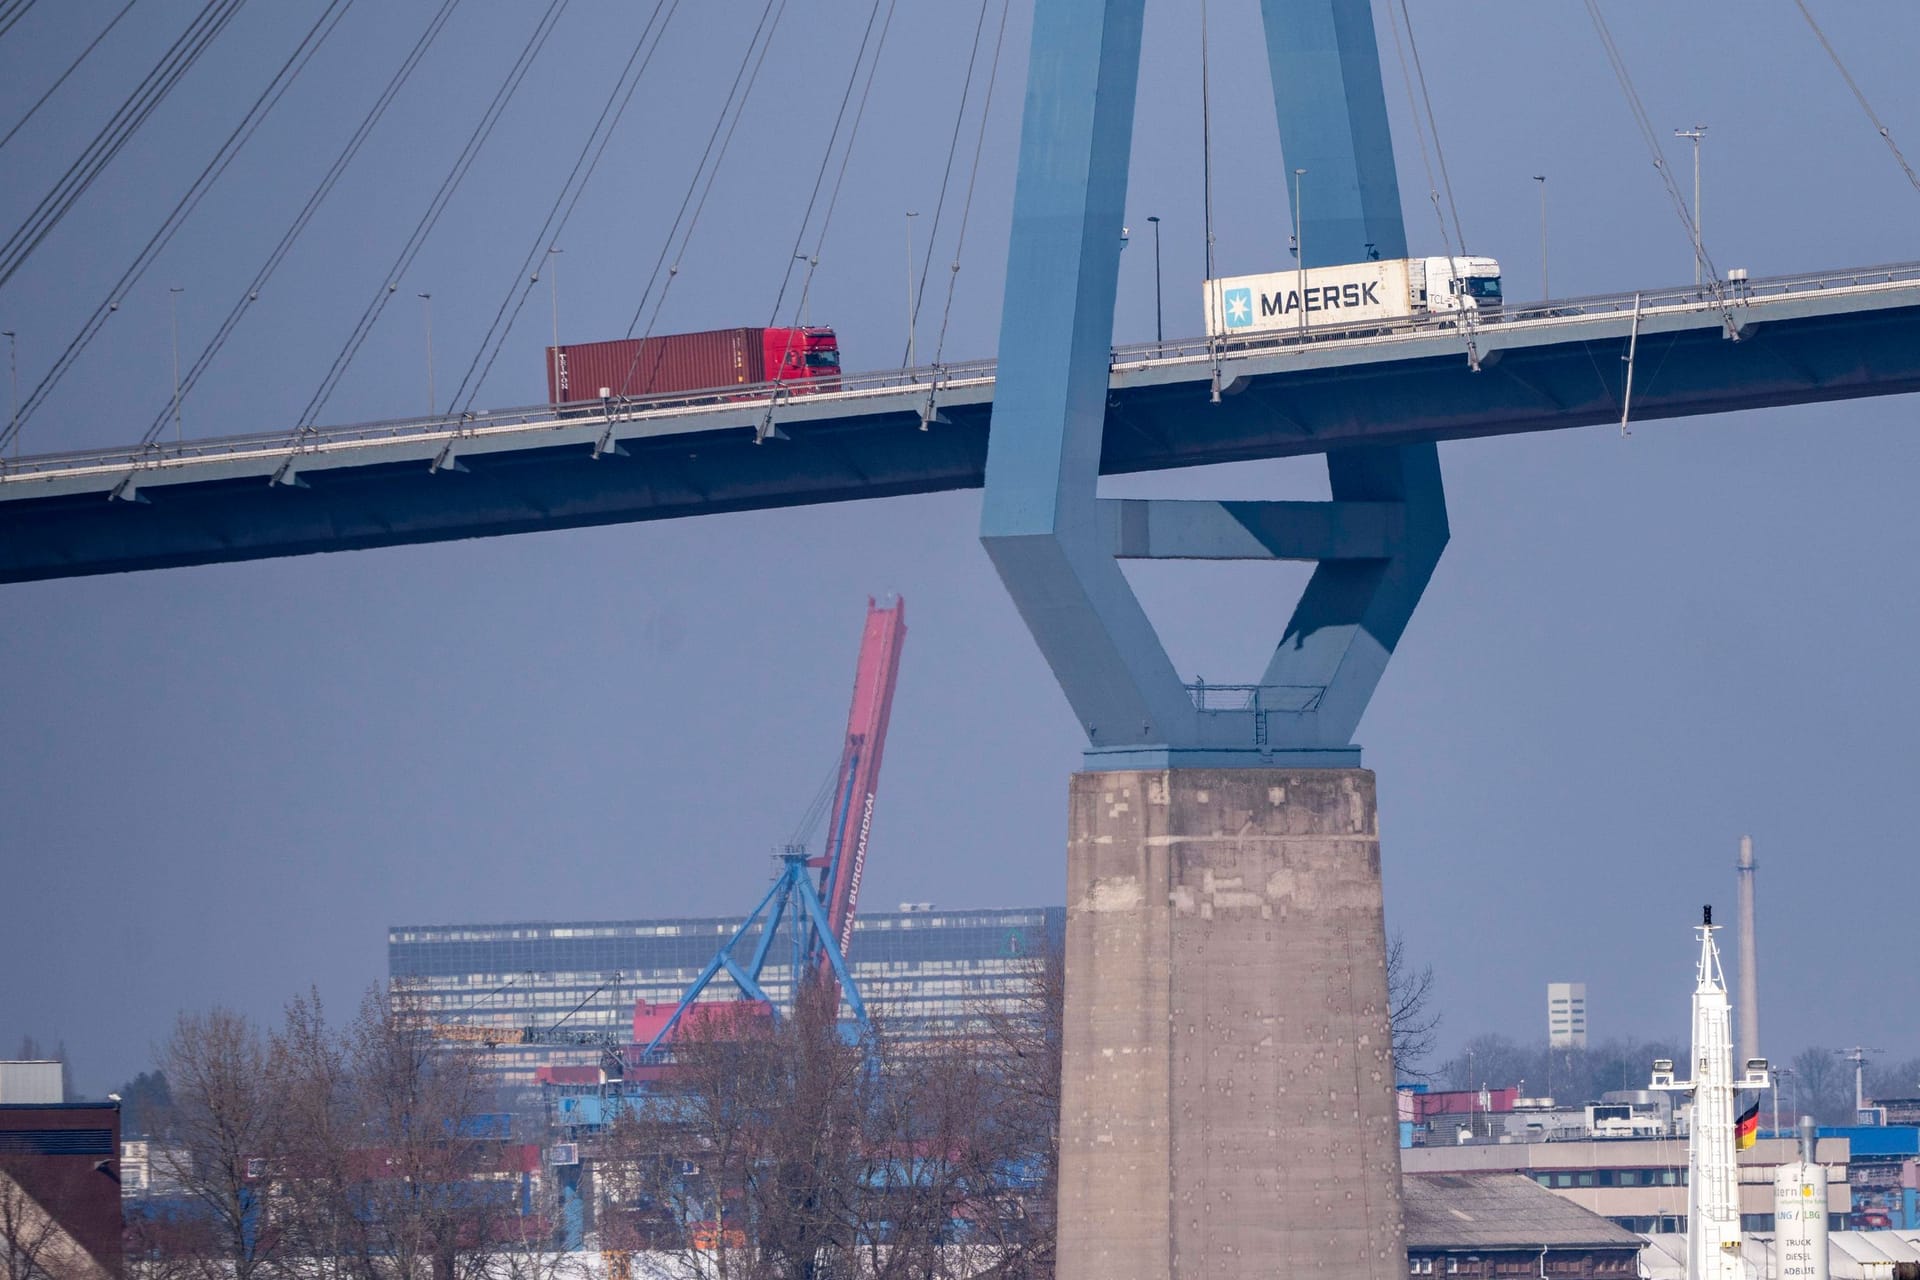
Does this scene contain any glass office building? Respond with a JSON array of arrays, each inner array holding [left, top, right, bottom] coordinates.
[[389, 904, 1064, 1083]]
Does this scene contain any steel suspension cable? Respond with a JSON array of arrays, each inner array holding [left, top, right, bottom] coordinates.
[[1582, 0, 1725, 288], [0, 0, 246, 293], [764, 0, 892, 334], [1383, 0, 1478, 367], [0, 0, 37, 44], [295, 0, 570, 428], [1395, 0, 1470, 258], [1583, 0, 1739, 341], [7, 0, 346, 446], [443, 0, 679, 412], [928, 0, 1011, 368], [616, 0, 788, 394], [135, 0, 465, 446], [0, 0, 140, 154], [1792, 0, 1920, 200], [777, 0, 900, 346], [899, 0, 995, 370]]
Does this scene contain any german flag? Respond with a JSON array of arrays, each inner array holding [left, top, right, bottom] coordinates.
[[1736, 1100, 1761, 1150]]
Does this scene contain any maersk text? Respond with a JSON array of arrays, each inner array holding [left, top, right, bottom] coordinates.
[[1259, 281, 1381, 317]]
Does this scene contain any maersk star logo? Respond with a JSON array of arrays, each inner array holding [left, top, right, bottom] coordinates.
[[1223, 286, 1253, 328]]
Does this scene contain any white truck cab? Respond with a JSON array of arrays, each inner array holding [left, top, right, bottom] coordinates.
[[1419, 256, 1503, 316]]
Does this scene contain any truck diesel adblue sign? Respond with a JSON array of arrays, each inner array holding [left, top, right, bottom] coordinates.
[[1204, 259, 1417, 338]]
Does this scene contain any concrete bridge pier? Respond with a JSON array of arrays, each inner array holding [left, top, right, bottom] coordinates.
[[983, 1, 1427, 1272], [1057, 769, 1403, 1280]]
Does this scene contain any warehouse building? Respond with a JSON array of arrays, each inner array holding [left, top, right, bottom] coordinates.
[[1403, 1135, 1853, 1234], [1404, 1172, 1644, 1278], [390, 904, 1063, 1083]]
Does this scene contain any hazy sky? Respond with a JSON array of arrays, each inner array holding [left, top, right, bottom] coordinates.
[[3, 2, 1917, 1096]]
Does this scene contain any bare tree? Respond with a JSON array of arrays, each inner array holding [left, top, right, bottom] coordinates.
[[1790, 1047, 1860, 1126], [597, 950, 1068, 1280], [347, 985, 511, 1280], [267, 985, 524, 1280], [0, 1158, 74, 1280], [966, 942, 1064, 1280], [1385, 933, 1439, 1081], [600, 991, 871, 1280], [1440, 1033, 1530, 1094], [1866, 1056, 1920, 1105], [154, 1008, 276, 1280], [266, 986, 373, 1275], [490, 1172, 590, 1280]]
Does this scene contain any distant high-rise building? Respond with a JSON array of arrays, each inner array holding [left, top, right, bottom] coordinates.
[[390, 905, 1064, 1085], [1548, 982, 1588, 1049]]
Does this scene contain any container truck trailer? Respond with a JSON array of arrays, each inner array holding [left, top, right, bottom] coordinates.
[[545, 326, 841, 404], [1203, 255, 1502, 340]]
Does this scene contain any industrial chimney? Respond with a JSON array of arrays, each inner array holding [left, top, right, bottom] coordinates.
[[1736, 835, 1760, 1071]]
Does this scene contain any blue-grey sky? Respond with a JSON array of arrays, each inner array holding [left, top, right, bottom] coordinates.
[[2, 2, 1917, 1095]]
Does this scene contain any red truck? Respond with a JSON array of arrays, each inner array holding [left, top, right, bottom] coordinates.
[[545, 326, 840, 404]]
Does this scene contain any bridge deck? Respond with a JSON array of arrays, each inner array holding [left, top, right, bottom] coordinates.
[[4, 264, 1919, 582]]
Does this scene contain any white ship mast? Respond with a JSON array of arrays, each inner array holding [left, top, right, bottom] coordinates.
[[1651, 906, 1770, 1280]]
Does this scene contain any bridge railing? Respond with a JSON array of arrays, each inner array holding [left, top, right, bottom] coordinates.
[[7, 260, 1920, 483], [1108, 259, 1920, 367], [0, 355, 1003, 480]]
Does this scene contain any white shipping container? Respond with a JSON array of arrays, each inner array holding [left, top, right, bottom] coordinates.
[[0, 1060, 65, 1103], [1204, 259, 1417, 338], [1202, 255, 1502, 339]]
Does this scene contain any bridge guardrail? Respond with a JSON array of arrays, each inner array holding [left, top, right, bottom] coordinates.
[[7, 260, 1920, 485]]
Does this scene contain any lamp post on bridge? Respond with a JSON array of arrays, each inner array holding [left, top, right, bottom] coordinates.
[[905, 211, 919, 369], [1292, 168, 1307, 339], [1533, 174, 1548, 301], [418, 293, 435, 416], [1675, 125, 1707, 286], [794, 252, 817, 327], [546, 246, 563, 351], [1147, 215, 1162, 351], [168, 287, 183, 443], [3, 329, 15, 459]]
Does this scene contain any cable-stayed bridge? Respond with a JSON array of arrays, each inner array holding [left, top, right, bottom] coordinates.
[[7, 1, 1920, 1274], [4, 261, 1919, 582]]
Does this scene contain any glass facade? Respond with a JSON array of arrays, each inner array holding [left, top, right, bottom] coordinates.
[[389, 905, 1064, 1083]]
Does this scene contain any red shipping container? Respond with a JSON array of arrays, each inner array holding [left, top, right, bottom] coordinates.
[[546, 327, 838, 403], [534, 1065, 604, 1086]]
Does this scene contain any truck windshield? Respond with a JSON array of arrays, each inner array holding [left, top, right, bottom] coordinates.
[[805, 351, 840, 369], [1464, 277, 1502, 299]]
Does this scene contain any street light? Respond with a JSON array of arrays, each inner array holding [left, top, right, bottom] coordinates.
[[168, 287, 184, 442], [1292, 169, 1307, 339], [904, 211, 919, 368], [1147, 215, 1163, 350], [2, 330, 15, 459], [418, 293, 435, 415], [794, 252, 817, 327], [546, 246, 563, 352], [1674, 125, 1707, 286], [1532, 175, 1548, 301]]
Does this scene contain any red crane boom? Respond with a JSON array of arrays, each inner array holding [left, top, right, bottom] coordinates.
[[810, 598, 906, 989]]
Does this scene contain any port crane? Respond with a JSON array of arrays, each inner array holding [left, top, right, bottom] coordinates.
[[633, 597, 907, 1055], [426, 599, 905, 1073]]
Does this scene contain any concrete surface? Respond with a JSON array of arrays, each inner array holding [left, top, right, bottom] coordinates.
[[1057, 768, 1405, 1280]]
